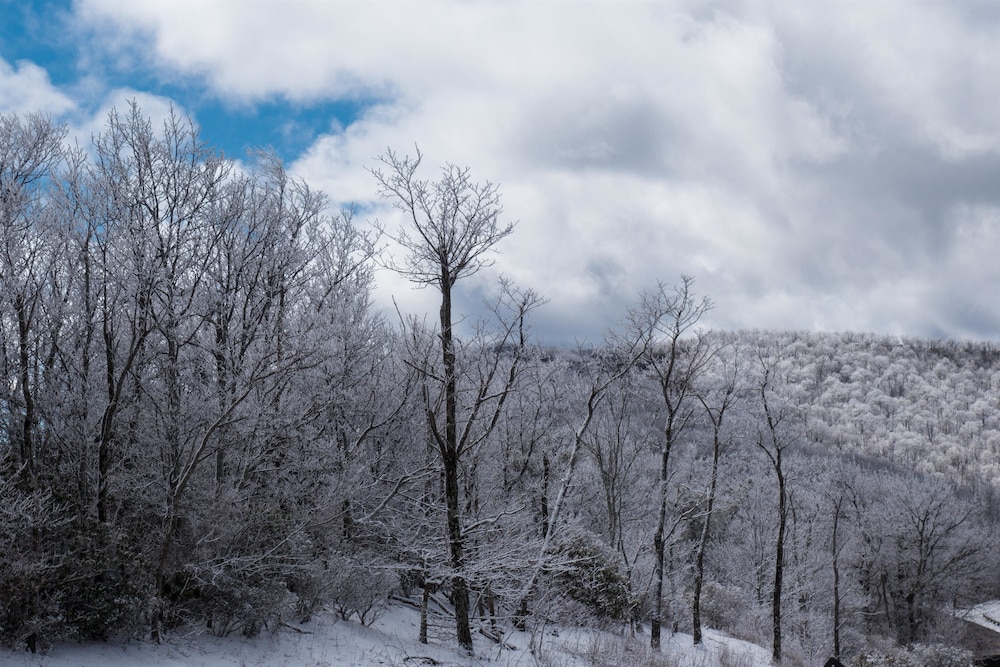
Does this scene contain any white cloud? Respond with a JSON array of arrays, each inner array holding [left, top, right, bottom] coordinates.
[[258, 3, 846, 337], [769, 1, 1000, 160], [72, 0, 1000, 341], [0, 58, 75, 116]]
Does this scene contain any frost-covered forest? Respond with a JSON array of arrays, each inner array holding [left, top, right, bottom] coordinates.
[[2, 106, 999, 666]]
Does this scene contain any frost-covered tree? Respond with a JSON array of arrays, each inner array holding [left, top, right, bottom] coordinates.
[[626, 276, 712, 650], [753, 340, 796, 663], [0, 112, 69, 490], [853, 470, 994, 645], [371, 148, 538, 652], [691, 340, 742, 645]]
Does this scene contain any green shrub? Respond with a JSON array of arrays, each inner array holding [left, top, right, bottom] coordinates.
[[548, 528, 633, 621]]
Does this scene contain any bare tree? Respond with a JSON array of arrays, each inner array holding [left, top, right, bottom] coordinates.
[[853, 469, 992, 646], [692, 340, 741, 645], [0, 112, 68, 490], [628, 276, 712, 650], [827, 473, 852, 662], [754, 342, 793, 663], [0, 104, 395, 645], [583, 364, 651, 615], [371, 148, 523, 652], [512, 335, 648, 632]]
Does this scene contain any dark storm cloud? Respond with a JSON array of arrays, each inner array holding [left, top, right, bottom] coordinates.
[[792, 146, 1000, 260]]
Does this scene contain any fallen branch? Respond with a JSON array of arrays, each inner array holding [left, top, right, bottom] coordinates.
[[277, 622, 313, 635]]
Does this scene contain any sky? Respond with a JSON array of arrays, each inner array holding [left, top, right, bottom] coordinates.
[[3, 0, 1000, 344]]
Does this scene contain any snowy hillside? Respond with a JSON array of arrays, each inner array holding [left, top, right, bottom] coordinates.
[[0, 602, 771, 667], [959, 599, 1000, 634]]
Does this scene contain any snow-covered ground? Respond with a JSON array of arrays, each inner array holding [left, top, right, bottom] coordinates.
[[0, 602, 772, 667], [958, 599, 1000, 634]]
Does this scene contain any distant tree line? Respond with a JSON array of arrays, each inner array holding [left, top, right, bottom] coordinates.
[[1, 106, 998, 665]]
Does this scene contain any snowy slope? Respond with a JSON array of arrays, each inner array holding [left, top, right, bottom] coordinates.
[[0, 602, 772, 667], [958, 599, 1000, 634]]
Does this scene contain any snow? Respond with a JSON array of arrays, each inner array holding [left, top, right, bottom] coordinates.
[[0, 602, 773, 667], [957, 599, 1000, 635]]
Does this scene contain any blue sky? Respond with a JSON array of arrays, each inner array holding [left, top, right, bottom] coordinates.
[[0, 0, 368, 161], [4, 1, 1000, 343]]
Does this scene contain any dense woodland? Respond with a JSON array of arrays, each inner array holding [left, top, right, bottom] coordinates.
[[2, 106, 999, 666]]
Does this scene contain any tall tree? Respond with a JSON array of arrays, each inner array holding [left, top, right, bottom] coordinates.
[[692, 340, 741, 645], [754, 342, 794, 663], [0, 112, 68, 490], [628, 276, 712, 649], [371, 148, 518, 653]]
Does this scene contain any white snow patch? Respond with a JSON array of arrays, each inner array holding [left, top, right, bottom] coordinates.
[[0, 602, 772, 666], [957, 599, 1000, 635]]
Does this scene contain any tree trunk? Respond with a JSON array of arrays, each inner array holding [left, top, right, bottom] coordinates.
[[440, 281, 473, 653], [832, 495, 842, 661], [758, 361, 787, 664], [96, 406, 113, 524], [155, 508, 179, 597], [692, 457, 718, 645], [693, 389, 729, 646], [78, 232, 95, 508], [420, 581, 429, 644], [772, 461, 786, 663], [15, 296, 37, 489], [906, 592, 917, 646], [651, 518, 665, 649], [487, 586, 497, 633], [445, 444, 472, 651], [540, 450, 550, 528], [652, 438, 672, 650]]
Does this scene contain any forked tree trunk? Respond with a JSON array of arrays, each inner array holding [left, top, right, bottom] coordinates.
[[694, 379, 734, 645]]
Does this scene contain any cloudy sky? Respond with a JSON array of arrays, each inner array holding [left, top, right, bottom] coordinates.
[[3, 0, 1000, 343]]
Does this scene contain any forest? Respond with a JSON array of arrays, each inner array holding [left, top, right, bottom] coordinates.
[[1, 105, 999, 666]]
